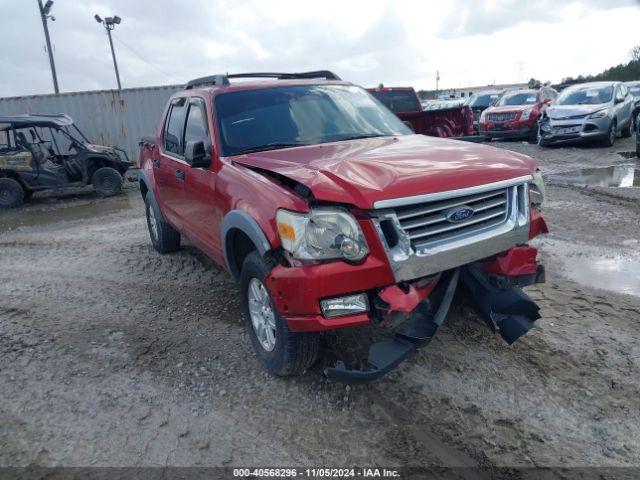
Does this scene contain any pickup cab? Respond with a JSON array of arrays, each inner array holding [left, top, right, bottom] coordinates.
[[139, 71, 548, 382], [367, 86, 474, 137]]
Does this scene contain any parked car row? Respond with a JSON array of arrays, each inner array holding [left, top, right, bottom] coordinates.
[[461, 80, 639, 147]]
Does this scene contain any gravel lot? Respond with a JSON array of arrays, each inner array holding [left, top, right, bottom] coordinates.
[[1, 136, 639, 473]]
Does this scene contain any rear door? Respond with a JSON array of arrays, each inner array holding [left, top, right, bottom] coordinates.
[[157, 97, 189, 229]]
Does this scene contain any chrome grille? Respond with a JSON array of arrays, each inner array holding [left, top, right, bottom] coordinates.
[[371, 176, 532, 282], [393, 186, 514, 249], [487, 112, 517, 122]]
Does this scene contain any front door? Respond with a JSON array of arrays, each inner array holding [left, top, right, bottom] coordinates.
[[180, 97, 220, 258]]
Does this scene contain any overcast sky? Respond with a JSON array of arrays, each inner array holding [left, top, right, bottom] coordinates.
[[1, 0, 639, 97]]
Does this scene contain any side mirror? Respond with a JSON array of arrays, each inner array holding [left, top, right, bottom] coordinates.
[[403, 121, 415, 133], [184, 140, 211, 168], [615, 97, 624, 105]]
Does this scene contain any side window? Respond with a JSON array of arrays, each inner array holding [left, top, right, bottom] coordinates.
[[183, 98, 209, 147], [163, 97, 187, 156]]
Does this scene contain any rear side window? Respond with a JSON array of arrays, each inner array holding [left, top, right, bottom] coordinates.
[[164, 98, 187, 155], [183, 99, 209, 146], [369, 90, 421, 113]]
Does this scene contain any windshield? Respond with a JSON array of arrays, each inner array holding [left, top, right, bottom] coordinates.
[[216, 85, 411, 156], [368, 90, 421, 113], [556, 85, 613, 105], [497, 91, 537, 106], [467, 93, 500, 108]]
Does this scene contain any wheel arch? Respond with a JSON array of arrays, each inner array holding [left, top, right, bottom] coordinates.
[[0, 169, 29, 191], [137, 169, 166, 221], [221, 210, 272, 282]]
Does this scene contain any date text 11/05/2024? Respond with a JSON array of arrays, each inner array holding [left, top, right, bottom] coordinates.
[[232, 467, 401, 477]]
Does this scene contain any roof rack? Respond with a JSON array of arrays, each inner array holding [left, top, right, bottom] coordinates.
[[184, 70, 341, 89]]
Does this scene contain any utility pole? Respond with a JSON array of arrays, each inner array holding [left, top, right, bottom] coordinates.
[[95, 14, 122, 90], [436, 70, 440, 93], [37, 0, 59, 94]]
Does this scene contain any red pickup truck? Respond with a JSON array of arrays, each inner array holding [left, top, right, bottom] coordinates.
[[138, 71, 548, 382], [367, 86, 474, 137]]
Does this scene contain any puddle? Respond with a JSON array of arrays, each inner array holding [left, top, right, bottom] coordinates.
[[539, 239, 640, 298], [547, 165, 640, 188], [0, 193, 135, 230], [617, 151, 639, 159]]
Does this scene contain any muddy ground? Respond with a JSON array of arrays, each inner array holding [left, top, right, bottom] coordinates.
[[1, 136, 639, 474]]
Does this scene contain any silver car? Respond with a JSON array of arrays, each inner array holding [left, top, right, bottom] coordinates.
[[539, 81, 635, 147]]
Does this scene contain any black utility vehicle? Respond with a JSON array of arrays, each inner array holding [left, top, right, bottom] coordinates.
[[0, 114, 130, 208]]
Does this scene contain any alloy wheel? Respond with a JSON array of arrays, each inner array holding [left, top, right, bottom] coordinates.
[[247, 278, 276, 352]]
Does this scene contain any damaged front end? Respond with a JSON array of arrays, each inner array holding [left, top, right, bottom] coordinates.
[[325, 247, 544, 383]]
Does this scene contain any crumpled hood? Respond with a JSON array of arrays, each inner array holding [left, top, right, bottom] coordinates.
[[546, 103, 609, 119], [233, 135, 536, 209]]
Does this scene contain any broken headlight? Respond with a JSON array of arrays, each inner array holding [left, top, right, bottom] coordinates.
[[529, 170, 546, 209], [276, 208, 369, 262]]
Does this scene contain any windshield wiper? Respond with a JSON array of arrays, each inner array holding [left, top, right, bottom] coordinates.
[[332, 133, 388, 141], [233, 142, 305, 155]]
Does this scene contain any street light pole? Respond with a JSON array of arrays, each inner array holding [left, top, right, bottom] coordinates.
[[95, 15, 123, 90], [37, 0, 59, 94], [105, 26, 121, 90]]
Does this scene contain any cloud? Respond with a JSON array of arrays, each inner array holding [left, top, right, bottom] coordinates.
[[438, 0, 638, 38], [0, 0, 638, 97]]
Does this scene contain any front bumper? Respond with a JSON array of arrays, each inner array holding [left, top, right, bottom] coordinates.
[[479, 116, 537, 139], [539, 115, 611, 143]]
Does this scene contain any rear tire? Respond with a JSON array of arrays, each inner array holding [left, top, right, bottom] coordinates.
[[92, 167, 123, 197], [144, 193, 180, 253], [0, 178, 25, 208], [240, 251, 319, 376]]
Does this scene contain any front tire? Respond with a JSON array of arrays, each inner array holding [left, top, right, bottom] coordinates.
[[621, 115, 633, 138], [92, 167, 123, 197], [0, 178, 25, 208], [144, 193, 180, 253], [603, 120, 616, 147], [240, 252, 319, 376]]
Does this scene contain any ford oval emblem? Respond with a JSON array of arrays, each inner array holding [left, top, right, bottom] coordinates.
[[446, 205, 474, 223]]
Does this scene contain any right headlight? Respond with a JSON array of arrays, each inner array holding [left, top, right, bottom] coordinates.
[[530, 170, 546, 209], [276, 207, 369, 262], [588, 109, 608, 119]]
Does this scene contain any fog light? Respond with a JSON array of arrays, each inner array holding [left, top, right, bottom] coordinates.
[[320, 294, 369, 318]]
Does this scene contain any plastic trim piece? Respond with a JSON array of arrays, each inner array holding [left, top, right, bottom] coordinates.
[[221, 210, 272, 280]]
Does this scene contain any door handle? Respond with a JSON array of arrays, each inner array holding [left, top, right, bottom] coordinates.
[[152, 159, 160, 168], [175, 169, 185, 181]]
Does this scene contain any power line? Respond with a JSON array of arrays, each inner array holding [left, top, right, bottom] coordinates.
[[111, 34, 181, 84]]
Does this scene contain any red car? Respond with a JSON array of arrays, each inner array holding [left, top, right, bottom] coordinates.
[[479, 87, 557, 141], [367, 86, 474, 137], [139, 71, 548, 382]]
